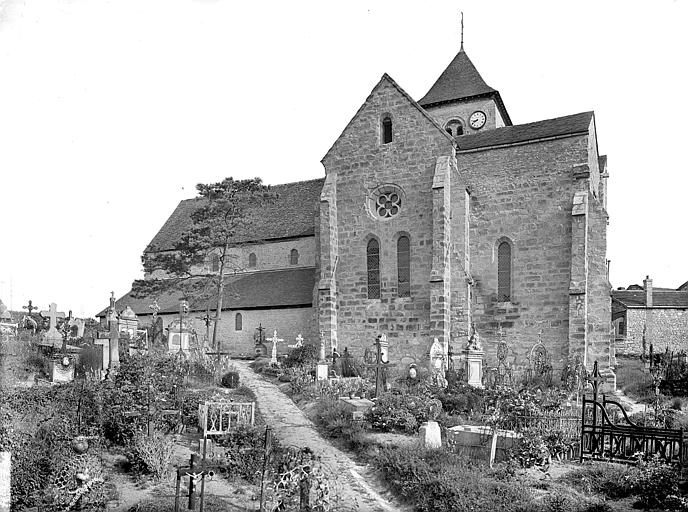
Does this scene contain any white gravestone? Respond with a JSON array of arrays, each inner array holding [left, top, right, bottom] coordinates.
[[0, 451, 9, 512], [269, 330, 283, 365], [418, 421, 442, 449]]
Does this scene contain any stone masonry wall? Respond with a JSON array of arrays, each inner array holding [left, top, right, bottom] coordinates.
[[140, 306, 316, 356], [424, 97, 505, 133], [456, 135, 592, 370], [625, 308, 688, 355], [321, 76, 454, 365]]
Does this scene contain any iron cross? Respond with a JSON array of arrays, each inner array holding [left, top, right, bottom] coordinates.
[[23, 300, 37, 315]]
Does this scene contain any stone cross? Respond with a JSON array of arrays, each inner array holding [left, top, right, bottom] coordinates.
[[288, 334, 304, 349], [269, 330, 283, 365], [22, 299, 37, 316], [149, 299, 161, 319], [41, 302, 65, 330]]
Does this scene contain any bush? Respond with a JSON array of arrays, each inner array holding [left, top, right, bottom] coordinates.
[[438, 382, 486, 416], [367, 392, 443, 434], [313, 398, 367, 450], [128, 431, 175, 479], [221, 371, 240, 388], [214, 425, 274, 484], [373, 446, 532, 512], [284, 343, 319, 368], [628, 454, 687, 510], [562, 462, 634, 500]]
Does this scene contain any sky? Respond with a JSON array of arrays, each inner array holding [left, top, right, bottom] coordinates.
[[0, 0, 686, 317]]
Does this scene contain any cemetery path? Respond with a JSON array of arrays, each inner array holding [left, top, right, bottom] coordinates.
[[232, 360, 413, 512]]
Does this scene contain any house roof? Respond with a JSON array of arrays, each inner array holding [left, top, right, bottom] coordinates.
[[679, 281, 688, 292], [96, 267, 316, 318], [456, 111, 594, 151], [418, 48, 512, 125], [147, 178, 324, 252], [612, 289, 688, 309]]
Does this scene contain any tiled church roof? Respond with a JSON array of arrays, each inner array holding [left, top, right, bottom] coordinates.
[[147, 178, 325, 252], [419, 49, 496, 105], [96, 267, 316, 318], [456, 111, 594, 151], [612, 289, 688, 309], [418, 48, 511, 125]]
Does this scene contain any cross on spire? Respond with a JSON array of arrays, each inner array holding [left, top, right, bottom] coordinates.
[[460, 11, 464, 50]]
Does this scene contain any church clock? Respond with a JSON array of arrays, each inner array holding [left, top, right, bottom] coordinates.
[[469, 111, 487, 130]]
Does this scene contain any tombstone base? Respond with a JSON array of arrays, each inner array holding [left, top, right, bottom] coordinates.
[[316, 363, 329, 381], [418, 421, 442, 449], [464, 349, 484, 389]]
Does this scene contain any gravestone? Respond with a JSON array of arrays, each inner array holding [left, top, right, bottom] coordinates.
[[50, 354, 75, 383], [429, 337, 448, 387], [464, 327, 484, 388], [254, 323, 268, 357], [268, 330, 283, 365], [40, 302, 66, 348], [316, 330, 329, 380], [0, 451, 9, 512], [418, 421, 442, 449]]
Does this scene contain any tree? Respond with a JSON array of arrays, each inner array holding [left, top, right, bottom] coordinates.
[[133, 177, 278, 351]]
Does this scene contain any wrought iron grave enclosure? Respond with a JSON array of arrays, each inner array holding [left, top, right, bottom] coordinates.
[[580, 361, 685, 464]]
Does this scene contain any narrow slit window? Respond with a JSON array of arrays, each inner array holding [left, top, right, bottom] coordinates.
[[235, 312, 242, 331], [382, 116, 393, 144], [497, 241, 512, 301], [367, 238, 380, 299], [397, 236, 410, 297], [248, 253, 257, 268], [290, 249, 299, 265]]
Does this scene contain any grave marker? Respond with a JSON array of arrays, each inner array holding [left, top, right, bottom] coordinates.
[[268, 330, 283, 365]]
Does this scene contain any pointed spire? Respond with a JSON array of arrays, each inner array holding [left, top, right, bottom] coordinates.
[[418, 48, 496, 107]]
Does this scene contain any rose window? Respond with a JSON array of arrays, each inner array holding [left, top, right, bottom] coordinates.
[[368, 184, 404, 220]]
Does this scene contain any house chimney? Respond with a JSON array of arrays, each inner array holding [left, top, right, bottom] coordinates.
[[644, 275, 653, 307]]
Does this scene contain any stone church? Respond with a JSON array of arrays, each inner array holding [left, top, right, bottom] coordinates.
[[104, 43, 611, 372]]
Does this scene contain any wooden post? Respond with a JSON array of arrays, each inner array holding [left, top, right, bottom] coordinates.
[[259, 427, 272, 512], [299, 472, 310, 511], [174, 468, 182, 512], [489, 428, 498, 468], [188, 454, 197, 510], [199, 438, 207, 512]]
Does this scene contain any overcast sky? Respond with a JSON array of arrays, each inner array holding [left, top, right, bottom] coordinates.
[[0, 0, 686, 317]]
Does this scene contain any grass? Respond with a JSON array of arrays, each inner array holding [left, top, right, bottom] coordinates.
[[615, 357, 655, 403]]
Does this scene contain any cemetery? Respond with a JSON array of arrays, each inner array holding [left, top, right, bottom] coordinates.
[[3, 296, 688, 511]]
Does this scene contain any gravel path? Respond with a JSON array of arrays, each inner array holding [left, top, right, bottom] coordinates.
[[232, 360, 412, 512]]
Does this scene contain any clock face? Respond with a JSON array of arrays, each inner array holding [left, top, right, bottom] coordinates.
[[469, 111, 487, 130]]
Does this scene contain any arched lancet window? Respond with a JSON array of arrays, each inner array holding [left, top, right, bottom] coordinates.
[[397, 236, 410, 297], [235, 312, 242, 331], [248, 253, 257, 268], [497, 240, 512, 302], [290, 249, 299, 265], [367, 238, 381, 299], [210, 253, 220, 272], [381, 115, 393, 144]]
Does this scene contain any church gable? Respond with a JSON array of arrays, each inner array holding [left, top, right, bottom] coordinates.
[[322, 74, 453, 167]]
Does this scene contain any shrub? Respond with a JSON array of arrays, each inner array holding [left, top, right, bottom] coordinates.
[[284, 343, 319, 368], [313, 398, 367, 450], [288, 367, 317, 398], [671, 397, 684, 410], [628, 454, 686, 510], [128, 431, 175, 479], [221, 371, 240, 388], [438, 382, 486, 416], [367, 392, 443, 434], [373, 446, 532, 512], [562, 462, 634, 500], [214, 425, 275, 484]]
